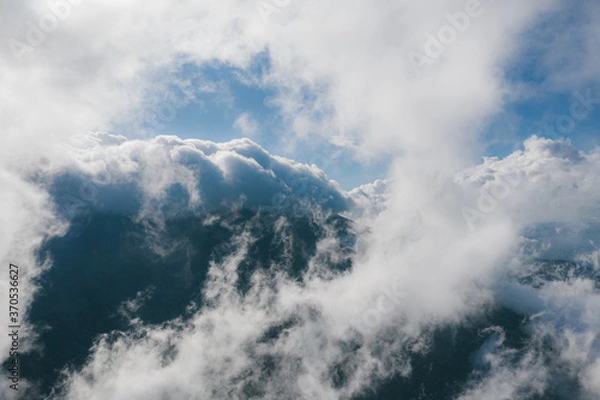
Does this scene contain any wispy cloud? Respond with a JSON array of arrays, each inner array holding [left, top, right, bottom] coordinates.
[[234, 112, 259, 136]]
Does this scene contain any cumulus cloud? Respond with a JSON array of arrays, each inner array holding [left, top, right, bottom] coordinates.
[[456, 135, 600, 229], [40, 133, 350, 217]]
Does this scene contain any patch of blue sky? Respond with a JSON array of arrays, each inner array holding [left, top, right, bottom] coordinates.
[[481, 33, 600, 160], [160, 57, 279, 143], [482, 90, 600, 160]]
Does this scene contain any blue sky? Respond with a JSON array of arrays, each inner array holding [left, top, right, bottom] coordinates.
[[481, 89, 600, 160], [131, 59, 391, 190]]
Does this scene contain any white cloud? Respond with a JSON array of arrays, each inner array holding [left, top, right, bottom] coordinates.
[[49, 133, 350, 215], [455, 135, 600, 228], [0, 0, 578, 161], [2, 0, 600, 398], [4, 133, 597, 399], [457, 349, 549, 400], [234, 112, 259, 136]]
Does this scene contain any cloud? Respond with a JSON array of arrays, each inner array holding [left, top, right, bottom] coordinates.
[[234, 112, 259, 136], [463, 273, 600, 400], [455, 135, 600, 228], [2, 0, 600, 398], [31, 133, 351, 225], [457, 348, 549, 400], [3, 132, 598, 399], [0, 170, 66, 388], [0, 0, 579, 161]]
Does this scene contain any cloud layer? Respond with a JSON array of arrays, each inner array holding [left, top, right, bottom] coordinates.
[[2, 134, 597, 399], [1, 0, 600, 399]]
